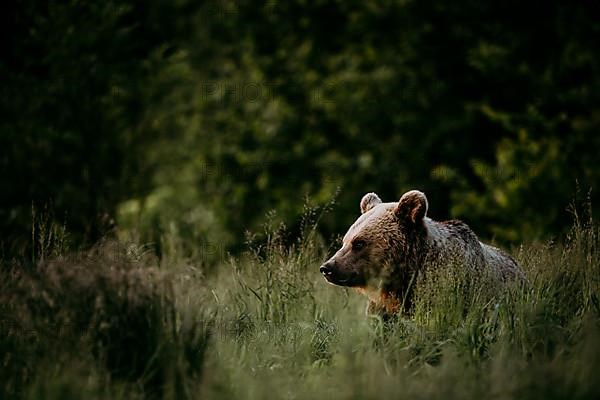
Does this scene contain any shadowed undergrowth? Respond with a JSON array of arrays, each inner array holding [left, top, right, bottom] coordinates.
[[1, 217, 599, 399]]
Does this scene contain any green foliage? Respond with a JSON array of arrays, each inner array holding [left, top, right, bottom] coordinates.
[[2, 1, 600, 254], [0, 0, 193, 255], [115, 0, 600, 251]]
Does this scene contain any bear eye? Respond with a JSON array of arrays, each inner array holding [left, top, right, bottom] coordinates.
[[352, 239, 367, 251]]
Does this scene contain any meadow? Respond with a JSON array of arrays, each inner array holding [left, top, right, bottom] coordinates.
[[2, 211, 599, 400], [4, 2, 600, 399]]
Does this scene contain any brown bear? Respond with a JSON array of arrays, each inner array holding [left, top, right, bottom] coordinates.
[[319, 190, 522, 317]]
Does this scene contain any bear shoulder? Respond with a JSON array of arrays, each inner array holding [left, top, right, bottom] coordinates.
[[423, 218, 487, 271], [424, 218, 481, 250]]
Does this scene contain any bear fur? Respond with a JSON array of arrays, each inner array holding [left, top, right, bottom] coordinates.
[[320, 190, 522, 317]]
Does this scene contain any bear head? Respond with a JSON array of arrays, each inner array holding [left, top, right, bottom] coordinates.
[[320, 190, 428, 288]]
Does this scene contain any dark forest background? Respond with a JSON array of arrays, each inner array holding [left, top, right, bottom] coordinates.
[[2, 0, 599, 259]]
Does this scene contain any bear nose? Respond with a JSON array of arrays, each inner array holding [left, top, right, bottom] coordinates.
[[320, 261, 334, 276]]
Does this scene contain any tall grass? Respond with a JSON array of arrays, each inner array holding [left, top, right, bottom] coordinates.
[[1, 211, 599, 399]]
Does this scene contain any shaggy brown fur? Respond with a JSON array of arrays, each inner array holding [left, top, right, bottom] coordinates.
[[320, 190, 522, 317]]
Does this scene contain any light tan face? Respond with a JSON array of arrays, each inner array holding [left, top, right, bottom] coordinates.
[[320, 202, 398, 287], [319, 190, 428, 288]]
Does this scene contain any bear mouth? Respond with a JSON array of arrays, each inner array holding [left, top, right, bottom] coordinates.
[[323, 272, 363, 287]]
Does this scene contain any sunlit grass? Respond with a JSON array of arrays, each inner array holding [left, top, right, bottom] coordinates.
[[1, 213, 599, 399]]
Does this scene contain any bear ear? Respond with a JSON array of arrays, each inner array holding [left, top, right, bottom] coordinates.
[[394, 190, 428, 224], [360, 192, 382, 214]]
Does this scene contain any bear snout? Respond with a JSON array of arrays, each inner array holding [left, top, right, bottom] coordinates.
[[320, 259, 364, 286], [320, 260, 335, 277]]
